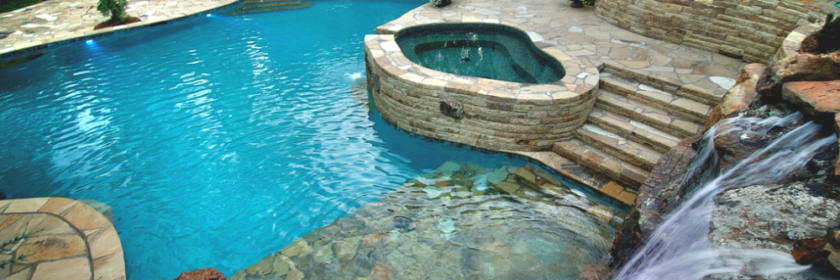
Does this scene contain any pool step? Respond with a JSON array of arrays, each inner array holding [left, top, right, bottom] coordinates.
[[600, 63, 720, 106], [231, 0, 312, 15], [575, 124, 662, 171], [553, 139, 650, 188], [594, 90, 703, 139], [586, 107, 680, 154], [599, 74, 713, 124]]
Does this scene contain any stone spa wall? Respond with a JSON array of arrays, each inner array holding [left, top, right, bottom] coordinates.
[[364, 34, 599, 152], [595, 0, 827, 63]]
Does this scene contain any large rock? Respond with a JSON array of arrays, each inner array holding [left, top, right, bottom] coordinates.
[[710, 182, 840, 275], [782, 81, 840, 119], [704, 63, 767, 131], [174, 268, 226, 280], [610, 136, 701, 267], [756, 52, 840, 98]]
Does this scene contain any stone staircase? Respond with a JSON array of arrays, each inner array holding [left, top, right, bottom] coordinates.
[[230, 0, 312, 15], [554, 65, 717, 189]]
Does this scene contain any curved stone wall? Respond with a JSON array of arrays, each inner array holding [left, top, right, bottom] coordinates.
[[595, 0, 827, 63], [364, 34, 599, 152]]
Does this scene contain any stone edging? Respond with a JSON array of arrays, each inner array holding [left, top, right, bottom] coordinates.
[[0, 197, 125, 280], [0, 0, 240, 59], [364, 31, 599, 151], [773, 23, 822, 61]]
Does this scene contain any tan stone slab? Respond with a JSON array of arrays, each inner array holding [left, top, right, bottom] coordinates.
[[61, 202, 112, 231], [17, 235, 88, 264], [4, 198, 50, 213], [5, 267, 33, 280], [87, 226, 122, 260], [93, 252, 127, 280], [31, 256, 91, 280]]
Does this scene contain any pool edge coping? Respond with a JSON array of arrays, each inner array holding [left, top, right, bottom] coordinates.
[[0, 0, 241, 59]]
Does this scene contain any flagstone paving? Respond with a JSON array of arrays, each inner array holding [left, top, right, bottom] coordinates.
[[0, 0, 237, 56], [0, 197, 124, 280]]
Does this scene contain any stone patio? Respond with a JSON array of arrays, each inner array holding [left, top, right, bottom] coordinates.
[[0, 0, 238, 57], [0, 197, 124, 280]]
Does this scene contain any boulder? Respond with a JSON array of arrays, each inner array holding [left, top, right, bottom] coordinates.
[[710, 182, 840, 275], [704, 63, 766, 131], [174, 268, 226, 280], [756, 52, 840, 98], [431, 0, 451, 8], [782, 81, 840, 119], [610, 135, 701, 267]]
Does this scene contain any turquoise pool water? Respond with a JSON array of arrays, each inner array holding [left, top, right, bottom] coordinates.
[[396, 23, 566, 83], [0, 1, 619, 279]]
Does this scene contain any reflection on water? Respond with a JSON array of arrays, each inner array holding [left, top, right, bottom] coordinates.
[[233, 161, 623, 280]]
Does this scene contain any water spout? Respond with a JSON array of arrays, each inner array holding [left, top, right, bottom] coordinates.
[[617, 113, 838, 280]]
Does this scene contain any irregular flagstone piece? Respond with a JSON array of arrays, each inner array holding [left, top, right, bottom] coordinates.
[[0, 198, 125, 280]]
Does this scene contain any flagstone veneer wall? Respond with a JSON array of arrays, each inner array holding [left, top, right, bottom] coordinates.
[[364, 34, 599, 152], [595, 0, 826, 63]]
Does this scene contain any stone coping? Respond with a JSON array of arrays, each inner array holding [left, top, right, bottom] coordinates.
[[773, 23, 822, 62], [0, 0, 240, 58], [364, 31, 598, 101], [0, 197, 124, 280]]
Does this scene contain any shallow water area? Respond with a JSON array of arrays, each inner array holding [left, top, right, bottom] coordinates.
[[234, 162, 622, 279]]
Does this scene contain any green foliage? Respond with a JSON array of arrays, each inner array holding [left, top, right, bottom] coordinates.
[[814, 13, 840, 54], [0, 223, 42, 269], [97, 0, 128, 23], [0, 0, 46, 14]]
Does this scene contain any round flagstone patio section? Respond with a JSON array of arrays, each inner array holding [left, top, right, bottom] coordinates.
[[364, 31, 599, 152], [0, 198, 125, 280]]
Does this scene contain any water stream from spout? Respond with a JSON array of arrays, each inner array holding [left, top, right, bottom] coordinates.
[[616, 113, 838, 279]]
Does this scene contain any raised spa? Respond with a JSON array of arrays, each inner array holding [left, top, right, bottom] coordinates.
[[395, 23, 566, 84]]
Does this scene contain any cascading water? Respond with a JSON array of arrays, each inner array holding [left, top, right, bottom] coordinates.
[[616, 113, 838, 279]]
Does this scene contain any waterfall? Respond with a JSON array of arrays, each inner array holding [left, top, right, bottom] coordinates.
[[616, 113, 838, 279]]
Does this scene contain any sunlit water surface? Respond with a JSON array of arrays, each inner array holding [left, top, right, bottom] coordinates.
[[0, 1, 621, 279]]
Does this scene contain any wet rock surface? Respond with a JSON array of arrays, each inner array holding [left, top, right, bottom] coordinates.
[[610, 135, 700, 268], [710, 182, 840, 278], [231, 162, 624, 280], [756, 52, 840, 98], [705, 63, 766, 130], [174, 268, 227, 280]]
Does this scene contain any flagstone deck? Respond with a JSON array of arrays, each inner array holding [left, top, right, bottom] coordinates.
[[0, 197, 124, 280], [0, 0, 237, 57]]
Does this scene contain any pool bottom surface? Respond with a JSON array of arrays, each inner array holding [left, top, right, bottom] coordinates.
[[233, 161, 620, 279]]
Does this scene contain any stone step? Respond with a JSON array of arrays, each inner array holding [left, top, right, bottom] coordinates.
[[595, 90, 703, 139], [553, 139, 650, 188], [600, 73, 712, 124], [575, 124, 662, 171], [587, 107, 681, 154], [600, 63, 720, 106]]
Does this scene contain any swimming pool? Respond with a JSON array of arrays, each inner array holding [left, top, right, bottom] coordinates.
[[0, 0, 620, 278]]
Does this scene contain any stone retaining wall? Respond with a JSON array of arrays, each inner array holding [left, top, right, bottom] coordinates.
[[595, 0, 827, 63], [364, 34, 599, 152]]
